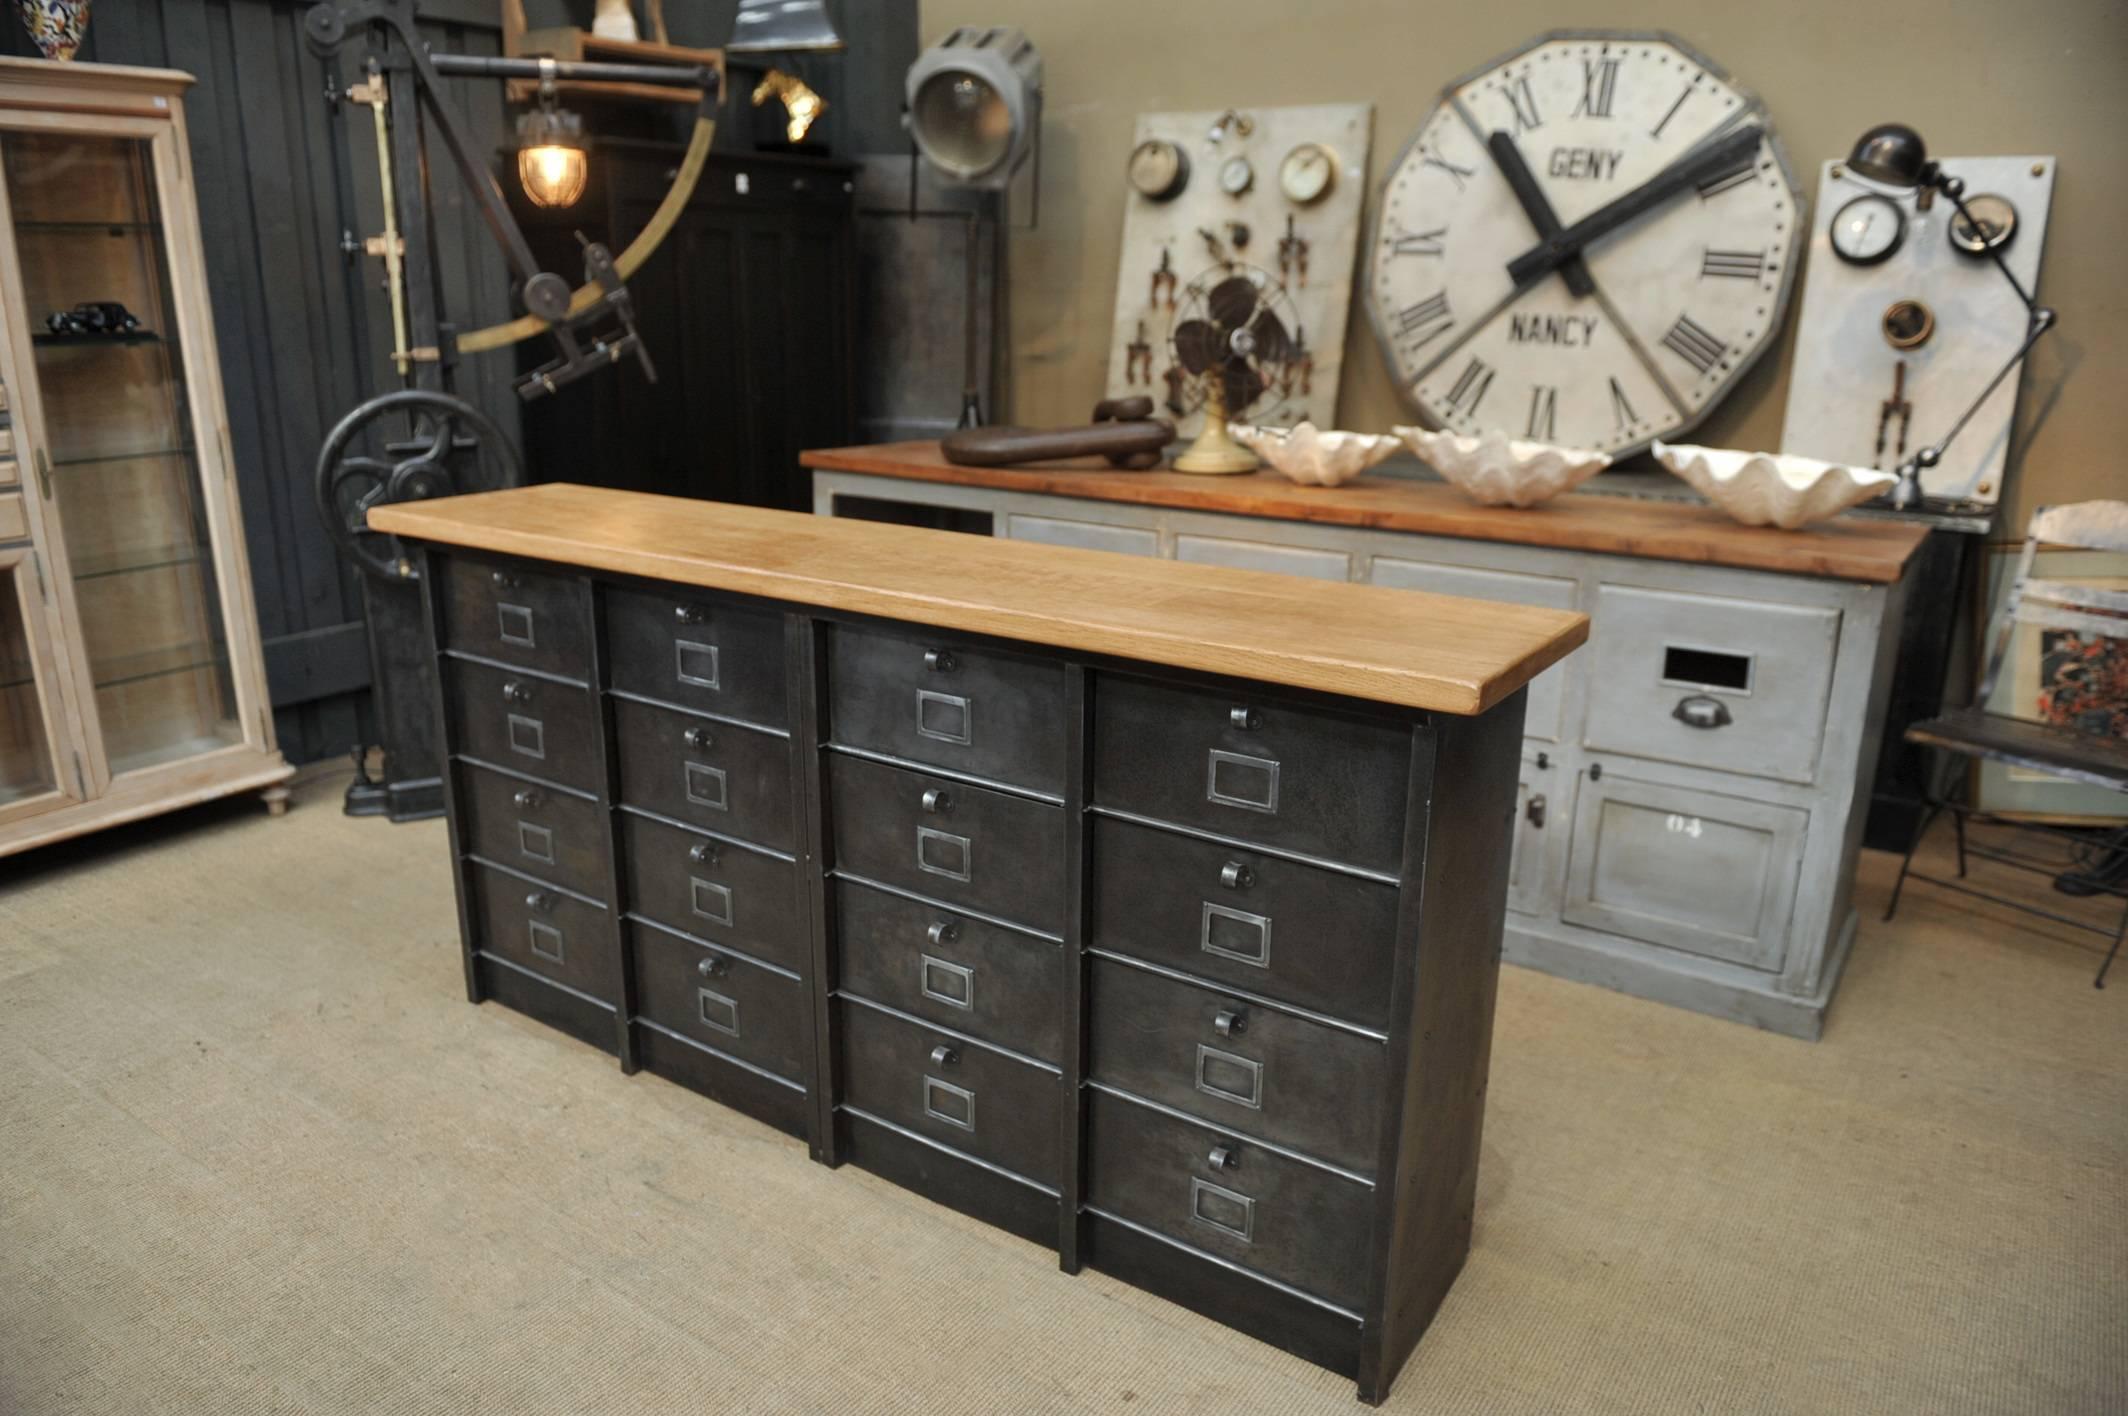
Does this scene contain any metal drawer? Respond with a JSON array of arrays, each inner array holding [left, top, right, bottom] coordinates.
[[1370, 556, 1577, 743], [826, 752, 1067, 931], [467, 860, 614, 1001], [605, 585, 786, 728], [837, 996, 1062, 1186], [1581, 584, 1840, 786], [618, 810, 805, 971], [1086, 1087, 1373, 1312], [629, 920, 807, 1082], [445, 656, 603, 793], [613, 695, 794, 851], [1089, 815, 1400, 1031], [833, 878, 1064, 1064], [1091, 673, 1410, 877], [438, 553, 591, 679], [825, 621, 1067, 795], [1088, 957, 1385, 1175], [456, 761, 608, 901], [1561, 769, 1806, 972]]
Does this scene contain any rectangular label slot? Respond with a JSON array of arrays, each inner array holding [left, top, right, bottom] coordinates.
[[527, 919, 565, 964], [1195, 1044, 1264, 1110], [495, 602, 536, 648], [690, 877, 735, 928], [1201, 902, 1272, 968], [697, 987, 740, 1038], [683, 762, 729, 811], [916, 825, 972, 883], [675, 639, 721, 690], [922, 1075, 976, 1132], [1189, 1176, 1255, 1243], [506, 714, 545, 761], [515, 820, 556, 866], [919, 954, 975, 1010], [1206, 750, 1280, 814], [915, 688, 973, 745], [1661, 645, 1753, 693]]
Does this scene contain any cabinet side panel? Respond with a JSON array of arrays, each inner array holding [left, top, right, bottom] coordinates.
[[1360, 688, 1524, 1403]]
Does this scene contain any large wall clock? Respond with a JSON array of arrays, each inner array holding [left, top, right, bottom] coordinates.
[[1366, 31, 1804, 456]]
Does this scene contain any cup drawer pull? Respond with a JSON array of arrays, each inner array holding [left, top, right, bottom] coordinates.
[[1206, 749, 1279, 814], [1672, 694, 1733, 730]]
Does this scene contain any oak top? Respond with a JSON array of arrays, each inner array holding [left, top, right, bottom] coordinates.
[[371, 484, 1586, 716], [800, 441, 1931, 584]]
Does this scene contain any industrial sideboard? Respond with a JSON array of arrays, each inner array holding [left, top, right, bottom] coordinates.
[[802, 443, 1932, 1039], [368, 484, 1585, 1404]]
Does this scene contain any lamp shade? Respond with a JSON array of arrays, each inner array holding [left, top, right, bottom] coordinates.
[[727, 0, 844, 54], [1847, 123, 1930, 188], [905, 27, 1042, 188]]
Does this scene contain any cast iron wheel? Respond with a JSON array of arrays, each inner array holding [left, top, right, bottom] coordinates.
[[314, 389, 525, 581]]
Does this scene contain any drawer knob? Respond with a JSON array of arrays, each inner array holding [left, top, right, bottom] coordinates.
[[1536, 750, 1550, 770], [921, 787, 953, 814], [697, 955, 729, 977], [501, 679, 531, 704], [525, 891, 556, 914], [1526, 794, 1546, 828], [1214, 1007, 1246, 1038], [683, 725, 715, 751], [1208, 1145, 1238, 1172], [1219, 860, 1254, 891], [689, 840, 719, 865], [674, 604, 705, 625], [1672, 694, 1733, 730], [928, 918, 960, 946], [924, 648, 957, 673], [513, 786, 544, 809], [489, 569, 518, 589], [1229, 706, 1260, 731], [929, 1044, 959, 1068]]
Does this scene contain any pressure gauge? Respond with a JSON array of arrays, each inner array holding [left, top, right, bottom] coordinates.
[[1278, 142, 1336, 205], [1127, 139, 1189, 201], [1218, 155, 1254, 197], [1830, 193, 1905, 266], [1949, 193, 2018, 255]]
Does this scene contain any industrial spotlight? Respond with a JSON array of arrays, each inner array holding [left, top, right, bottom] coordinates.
[[905, 27, 1042, 189], [1844, 122, 2057, 510]]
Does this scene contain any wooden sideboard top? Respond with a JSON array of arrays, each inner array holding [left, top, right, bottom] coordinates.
[[371, 483, 1586, 716], [799, 441, 1932, 585]]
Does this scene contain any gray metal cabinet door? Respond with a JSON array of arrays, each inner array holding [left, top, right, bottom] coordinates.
[[1509, 747, 1570, 918], [1581, 584, 1839, 786], [1561, 767, 1807, 972], [1005, 512, 1161, 557], [1369, 556, 1578, 743]]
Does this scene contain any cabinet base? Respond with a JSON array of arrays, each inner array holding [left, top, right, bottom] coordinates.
[[473, 952, 619, 1055], [837, 1107, 1060, 1250], [1503, 908, 1857, 1041], [634, 1021, 811, 1141]]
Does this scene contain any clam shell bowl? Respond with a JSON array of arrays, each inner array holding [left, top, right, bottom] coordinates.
[[1393, 426, 1610, 508], [1226, 421, 1402, 488], [1651, 442, 1898, 529]]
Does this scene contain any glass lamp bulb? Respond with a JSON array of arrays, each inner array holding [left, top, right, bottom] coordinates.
[[518, 142, 587, 208]]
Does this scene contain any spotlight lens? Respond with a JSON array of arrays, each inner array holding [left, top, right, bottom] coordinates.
[[913, 68, 1012, 176]]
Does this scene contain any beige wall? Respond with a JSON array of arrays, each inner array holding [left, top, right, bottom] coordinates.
[[924, 0, 2126, 521]]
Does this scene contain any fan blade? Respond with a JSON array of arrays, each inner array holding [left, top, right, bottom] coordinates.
[[1247, 306, 1292, 363], [1206, 275, 1259, 331], [1173, 319, 1219, 374], [1223, 362, 1267, 415]]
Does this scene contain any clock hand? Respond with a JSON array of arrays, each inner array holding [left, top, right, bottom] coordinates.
[[1505, 124, 1764, 288], [1485, 131, 1595, 298]]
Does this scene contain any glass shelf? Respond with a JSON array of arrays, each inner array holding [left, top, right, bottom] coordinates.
[[53, 446, 193, 470], [71, 540, 212, 582], [32, 331, 163, 347], [16, 219, 162, 233], [90, 639, 229, 692]]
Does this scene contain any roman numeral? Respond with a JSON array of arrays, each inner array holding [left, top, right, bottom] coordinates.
[[1390, 227, 1447, 258], [1701, 248, 1768, 280], [1608, 376, 1640, 429], [1650, 81, 1694, 139], [1421, 154, 1475, 191], [1395, 291, 1454, 350], [1696, 150, 1759, 199], [1445, 357, 1495, 417], [1575, 58, 1620, 119], [1503, 76, 1542, 134], [1661, 313, 1728, 376], [1526, 385, 1558, 441]]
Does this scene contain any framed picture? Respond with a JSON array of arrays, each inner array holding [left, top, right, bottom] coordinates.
[[1973, 542, 2128, 822]]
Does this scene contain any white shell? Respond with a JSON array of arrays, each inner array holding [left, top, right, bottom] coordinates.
[[1393, 426, 1610, 508], [1227, 421, 1401, 488], [1651, 442, 1899, 530]]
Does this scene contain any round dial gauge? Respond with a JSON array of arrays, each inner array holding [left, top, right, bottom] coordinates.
[[1279, 143, 1337, 204], [1365, 33, 1802, 456], [1830, 193, 1906, 266], [1948, 193, 2018, 255], [1127, 139, 1189, 202], [1218, 155, 1255, 197]]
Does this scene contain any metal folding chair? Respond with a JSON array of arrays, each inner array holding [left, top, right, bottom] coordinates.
[[1885, 501, 2128, 987]]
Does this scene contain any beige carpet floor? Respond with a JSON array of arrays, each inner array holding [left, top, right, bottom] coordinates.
[[1, 767, 2123, 1415]]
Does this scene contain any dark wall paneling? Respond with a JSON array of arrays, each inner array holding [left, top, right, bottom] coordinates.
[[6, 2, 517, 765]]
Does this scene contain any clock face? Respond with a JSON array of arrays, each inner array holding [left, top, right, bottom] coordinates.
[[1366, 31, 1803, 455]]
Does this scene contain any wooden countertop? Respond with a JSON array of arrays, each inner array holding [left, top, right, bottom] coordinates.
[[800, 441, 1931, 585], [371, 484, 1587, 716]]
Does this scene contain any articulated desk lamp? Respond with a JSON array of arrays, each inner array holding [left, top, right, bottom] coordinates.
[[1845, 123, 2058, 510]]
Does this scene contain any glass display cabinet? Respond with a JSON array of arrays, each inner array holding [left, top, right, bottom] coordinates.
[[0, 57, 289, 858]]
